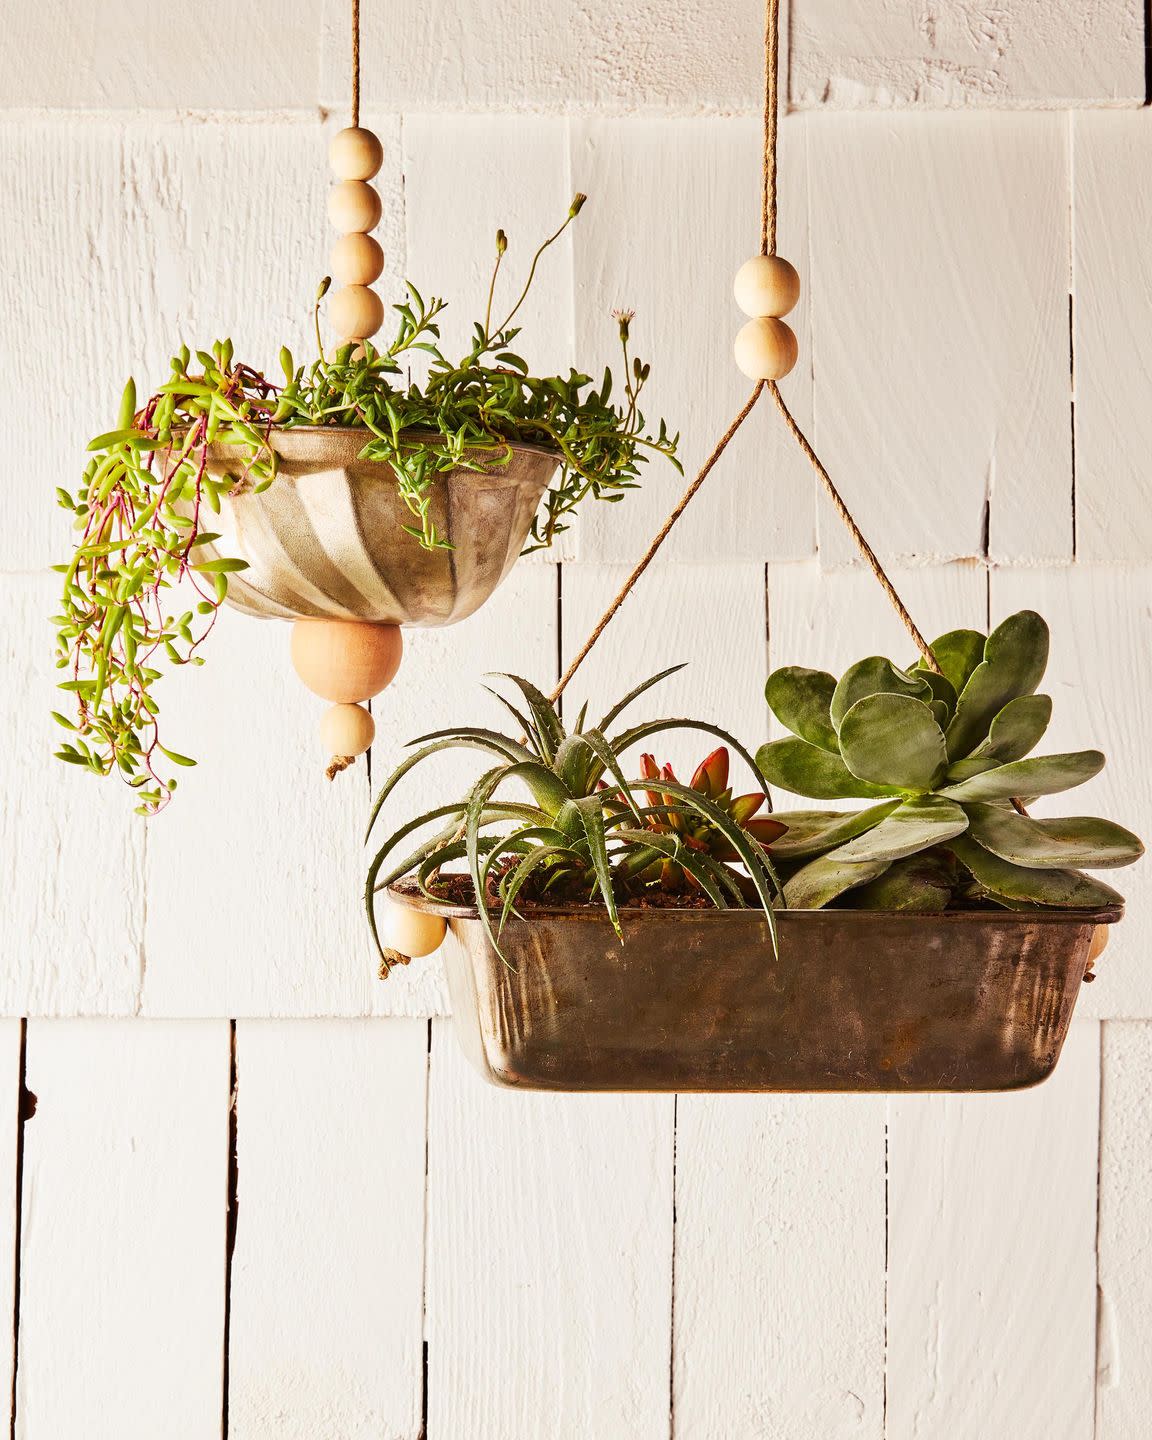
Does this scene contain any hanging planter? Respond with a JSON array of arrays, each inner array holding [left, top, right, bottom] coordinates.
[[365, 616, 1141, 1093]]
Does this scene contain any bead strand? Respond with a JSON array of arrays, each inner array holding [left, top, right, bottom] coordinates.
[[327, 126, 385, 348], [732, 254, 800, 381]]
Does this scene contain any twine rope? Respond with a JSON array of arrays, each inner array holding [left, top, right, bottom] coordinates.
[[351, 0, 361, 127], [546, 0, 940, 703]]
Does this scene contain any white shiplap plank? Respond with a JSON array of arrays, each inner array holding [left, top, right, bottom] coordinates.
[[0, 2, 321, 110], [320, 0, 764, 116], [1097, 1020, 1152, 1437], [402, 113, 577, 559], [560, 562, 768, 779], [570, 117, 814, 565], [15, 1019, 229, 1438], [806, 112, 1072, 567], [0, 1023, 21, 1426], [0, 575, 143, 1015], [228, 1019, 427, 1439], [144, 562, 556, 1019], [886, 1020, 1100, 1440], [0, 113, 373, 572], [425, 1018, 673, 1438], [1073, 110, 1152, 563], [673, 1093, 886, 1438], [791, 0, 1144, 109], [991, 567, 1152, 1019]]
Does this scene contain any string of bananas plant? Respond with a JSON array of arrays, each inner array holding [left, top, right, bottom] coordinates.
[[364, 668, 784, 970], [52, 195, 679, 813]]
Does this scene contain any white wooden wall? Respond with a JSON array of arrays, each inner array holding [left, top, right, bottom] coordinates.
[[1, 1, 1150, 1433]]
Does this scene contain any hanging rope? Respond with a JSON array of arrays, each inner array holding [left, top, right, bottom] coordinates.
[[351, 0, 362, 128], [549, 0, 940, 705]]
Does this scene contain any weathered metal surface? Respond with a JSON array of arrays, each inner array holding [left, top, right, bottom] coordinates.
[[394, 891, 1121, 1092], [195, 427, 558, 625]]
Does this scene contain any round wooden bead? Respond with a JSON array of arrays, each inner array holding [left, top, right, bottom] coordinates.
[[290, 620, 402, 703], [329, 126, 384, 181], [733, 317, 798, 380], [1088, 924, 1110, 964], [329, 284, 385, 340], [381, 899, 447, 958], [330, 231, 384, 286], [733, 255, 801, 318], [327, 180, 382, 234], [319, 702, 376, 757]]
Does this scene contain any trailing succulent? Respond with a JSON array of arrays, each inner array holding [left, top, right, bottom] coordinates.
[[756, 610, 1143, 912], [364, 667, 784, 968], [53, 195, 678, 813]]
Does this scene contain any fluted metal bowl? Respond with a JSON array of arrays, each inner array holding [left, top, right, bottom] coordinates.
[[197, 427, 559, 625]]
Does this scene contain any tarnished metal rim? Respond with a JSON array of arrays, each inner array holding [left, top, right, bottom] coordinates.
[[388, 884, 1123, 927], [199, 424, 561, 470]]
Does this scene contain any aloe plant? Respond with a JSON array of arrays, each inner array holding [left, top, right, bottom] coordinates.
[[757, 610, 1143, 911], [365, 669, 782, 966]]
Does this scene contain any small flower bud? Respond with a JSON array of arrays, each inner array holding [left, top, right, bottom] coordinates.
[[316, 275, 332, 301], [496, 229, 508, 255], [569, 192, 588, 218]]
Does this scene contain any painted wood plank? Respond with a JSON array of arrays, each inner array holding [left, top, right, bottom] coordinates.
[[991, 567, 1152, 1019], [228, 1019, 427, 1438], [0, 2, 322, 110], [1097, 1020, 1152, 1437], [1072, 110, 1152, 563], [15, 1019, 229, 1438], [0, 1023, 22, 1430], [570, 117, 815, 565], [0, 113, 348, 572], [402, 113, 578, 559], [425, 1018, 673, 1438], [144, 562, 556, 1019], [806, 112, 1072, 567], [320, 0, 764, 116], [673, 1092, 886, 1438], [791, 0, 1144, 109], [886, 1019, 1100, 1439], [560, 561, 768, 778], [0, 575, 143, 1015]]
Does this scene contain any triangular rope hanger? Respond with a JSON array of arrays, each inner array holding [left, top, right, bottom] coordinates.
[[550, 0, 941, 704]]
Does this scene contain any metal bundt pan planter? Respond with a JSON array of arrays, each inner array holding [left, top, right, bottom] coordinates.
[[197, 427, 559, 625], [394, 889, 1121, 1093]]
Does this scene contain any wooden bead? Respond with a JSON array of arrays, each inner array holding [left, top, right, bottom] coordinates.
[[733, 317, 798, 380], [1088, 924, 1110, 964], [290, 620, 402, 703], [733, 255, 801, 318], [330, 232, 384, 286], [381, 899, 447, 959], [327, 180, 382, 234], [329, 285, 385, 340], [319, 702, 375, 758], [328, 126, 384, 181]]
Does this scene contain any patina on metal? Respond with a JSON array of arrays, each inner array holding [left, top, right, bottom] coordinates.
[[193, 427, 558, 625], [393, 888, 1120, 1093]]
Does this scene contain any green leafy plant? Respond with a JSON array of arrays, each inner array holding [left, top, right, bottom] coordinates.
[[756, 610, 1143, 911], [364, 668, 783, 969], [53, 195, 679, 813]]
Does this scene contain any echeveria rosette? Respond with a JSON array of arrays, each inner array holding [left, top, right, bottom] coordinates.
[[757, 610, 1143, 912]]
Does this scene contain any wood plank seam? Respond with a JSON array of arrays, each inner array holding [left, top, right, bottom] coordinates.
[[222, 1019, 239, 1437], [7, 1021, 29, 1440]]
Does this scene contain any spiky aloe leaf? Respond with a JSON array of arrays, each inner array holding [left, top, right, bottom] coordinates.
[[945, 610, 1049, 760], [925, 628, 986, 696], [490, 674, 565, 762], [766, 802, 902, 861], [830, 795, 969, 865], [963, 802, 1143, 870], [940, 749, 1104, 803], [756, 738, 903, 801], [366, 730, 533, 840], [830, 657, 931, 732], [764, 667, 838, 751], [612, 828, 736, 908], [498, 844, 579, 933], [595, 663, 687, 733], [783, 854, 891, 909], [569, 794, 621, 937], [838, 694, 948, 792], [849, 853, 954, 912], [950, 834, 1122, 909]]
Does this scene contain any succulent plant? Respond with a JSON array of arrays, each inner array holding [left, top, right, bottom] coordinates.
[[607, 748, 786, 900], [365, 669, 782, 966], [756, 610, 1143, 911]]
